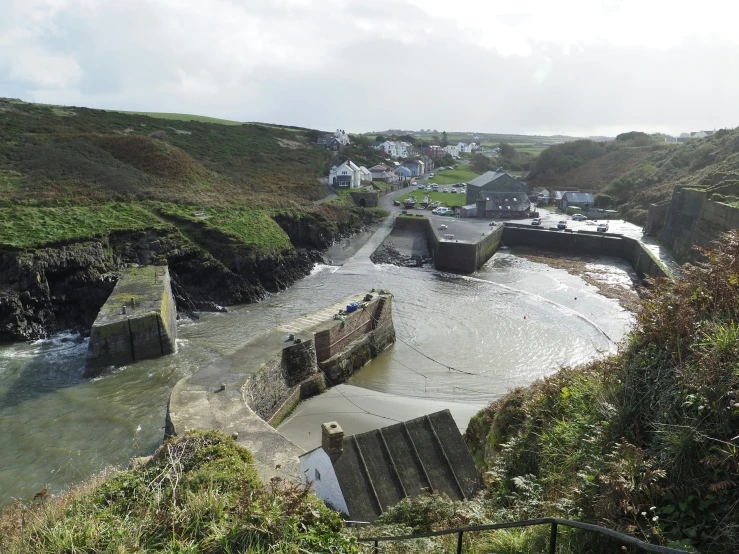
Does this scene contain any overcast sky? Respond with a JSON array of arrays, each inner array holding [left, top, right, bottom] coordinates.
[[2, 0, 738, 137]]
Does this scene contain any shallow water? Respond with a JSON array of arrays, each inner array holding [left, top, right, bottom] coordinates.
[[0, 249, 634, 505]]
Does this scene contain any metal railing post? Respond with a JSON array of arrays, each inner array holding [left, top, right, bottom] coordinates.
[[456, 530, 463, 554], [373, 539, 378, 553], [549, 521, 558, 554]]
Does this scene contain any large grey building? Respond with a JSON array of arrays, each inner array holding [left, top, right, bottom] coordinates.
[[465, 170, 529, 204]]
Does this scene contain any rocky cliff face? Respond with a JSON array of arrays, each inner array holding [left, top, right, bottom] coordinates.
[[0, 221, 330, 342]]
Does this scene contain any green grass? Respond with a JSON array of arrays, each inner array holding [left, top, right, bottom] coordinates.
[[0, 431, 358, 554], [156, 204, 294, 255], [115, 110, 244, 125], [428, 167, 480, 185], [0, 203, 168, 249], [396, 189, 469, 207]]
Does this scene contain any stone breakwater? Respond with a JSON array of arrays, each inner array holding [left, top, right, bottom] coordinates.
[[165, 290, 395, 482], [86, 266, 177, 376]]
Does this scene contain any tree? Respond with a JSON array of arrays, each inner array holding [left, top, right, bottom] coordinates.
[[375, 135, 386, 143], [498, 142, 516, 157], [441, 131, 448, 147], [471, 153, 491, 174]]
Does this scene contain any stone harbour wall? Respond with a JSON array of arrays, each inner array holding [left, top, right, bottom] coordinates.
[[86, 266, 177, 375]]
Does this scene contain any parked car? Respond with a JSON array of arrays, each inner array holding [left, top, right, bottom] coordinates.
[[432, 184, 439, 190], [439, 224, 448, 230], [442, 188, 449, 193], [426, 185, 432, 190], [429, 173, 435, 177], [451, 188, 457, 193], [557, 220, 567, 230], [531, 218, 541, 226], [571, 214, 587, 221], [393, 200, 401, 206], [417, 184, 425, 189], [597, 223, 609, 232]]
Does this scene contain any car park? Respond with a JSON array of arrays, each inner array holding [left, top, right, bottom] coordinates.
[[531, 218, 541, 226], [597, 223, 609, 232], [571, 214, 587, 221], [557, 220, 567, 230]]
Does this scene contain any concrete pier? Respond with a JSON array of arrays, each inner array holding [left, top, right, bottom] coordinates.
[[166, 290, 395, 483], [86, 266, 177, 376]]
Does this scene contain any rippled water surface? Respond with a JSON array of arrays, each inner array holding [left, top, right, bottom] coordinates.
[[0, 248, 634, 505]]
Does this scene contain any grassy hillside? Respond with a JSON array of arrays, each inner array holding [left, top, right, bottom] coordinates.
[[530, 129, 739, 224], [0, 98, 379, 253], [0, 431, 358, 553], [463, 231, 739, 553], [115, 110, 245, 125]]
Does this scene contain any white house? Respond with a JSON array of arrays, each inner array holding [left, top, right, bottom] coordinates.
[[375, 140, 413, 158], [333, 129, 350, 146], [328, 160, 362, 188], [299, 413, 483, 522], [443, 145, 459, 157], [359, 166, 372, 183], [377, 141, 398, 157]]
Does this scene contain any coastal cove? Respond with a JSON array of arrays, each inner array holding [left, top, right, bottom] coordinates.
[[0, 238, 637, 505]]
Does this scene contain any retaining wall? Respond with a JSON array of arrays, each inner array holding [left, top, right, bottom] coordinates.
[[166, 290, 395, 482], [86, 266, 176, 375]]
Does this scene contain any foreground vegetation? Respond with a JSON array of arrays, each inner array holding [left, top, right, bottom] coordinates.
[[462, 231, 739, 553], [0, 431, 358, 553]]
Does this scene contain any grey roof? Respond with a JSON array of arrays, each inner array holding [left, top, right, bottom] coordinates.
[[328, 410, 482, 522], [562, 191, 595, 204], [478, 192, 531, 212], [467, 171, 527, 193], [554, 190, 565, 200], [370, 164, 389, 171]]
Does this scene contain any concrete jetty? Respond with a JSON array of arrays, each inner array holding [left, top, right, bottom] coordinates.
[[166, 290, 395, 483], [86, 266, 177, 376]]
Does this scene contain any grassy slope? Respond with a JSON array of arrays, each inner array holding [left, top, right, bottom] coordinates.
[[462, 231, 739, 553], [531, 129, 739, 224], [428, 166, 479, 185], [0, 431, 358, 553], [0, 99, 357, 253], [115, 110, 244, 125]]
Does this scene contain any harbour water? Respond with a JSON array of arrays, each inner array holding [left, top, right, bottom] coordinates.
[[0, 248, 635, 506]]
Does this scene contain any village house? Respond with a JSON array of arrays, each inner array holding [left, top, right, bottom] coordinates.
[[316, 136, 340, 151], [474, 193, 531, 219], [333, 129, 351, 146], [375, 140, 413, 158], [369, 164, 399, 183], [359, 166, 372, 183], [402, 160, 424, 177], [419, 154, 435, 172], [299, 411, 483, 521], [394, 165, 413, 182], [559, 191, 595, 211], [465, 169, 529, 204], [328, 160, 362, 188], [443, 145, 459, 157], [424, 145, 444, 159]]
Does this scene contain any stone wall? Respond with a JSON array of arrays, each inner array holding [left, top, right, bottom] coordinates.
[[86, 266, 177, 375], [662, 185, 739, 260], [349, 190, 380, 208], [317, 294, 395, 384]]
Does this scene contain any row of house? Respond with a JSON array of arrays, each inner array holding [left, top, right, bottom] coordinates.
[[369, 156, 436, 183], [371, 140, 414, 158]]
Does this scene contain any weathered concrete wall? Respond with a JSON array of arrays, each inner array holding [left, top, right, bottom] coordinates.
[[87, 266, 176, 375], [167, 290, 395, 483], [662, 184, 739, 261], [502, 225, 671, 279], [644, 201, 670, 236], [316, 293, 395, 383]]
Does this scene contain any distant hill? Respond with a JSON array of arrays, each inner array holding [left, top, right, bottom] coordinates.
[[529, 129, 739, 224], [114, 110, 245, 125]]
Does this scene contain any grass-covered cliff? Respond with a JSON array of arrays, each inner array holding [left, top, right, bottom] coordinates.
[[0, 431, 359, 553], [529, 129, 739, 224], [463, 231, 739, 553], [0, 99, 386, 340]]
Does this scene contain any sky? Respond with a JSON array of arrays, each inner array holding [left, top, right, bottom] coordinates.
[[2, 0, 738, 137]]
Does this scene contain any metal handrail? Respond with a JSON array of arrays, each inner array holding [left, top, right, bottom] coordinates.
[[356, 517, 690, 554]]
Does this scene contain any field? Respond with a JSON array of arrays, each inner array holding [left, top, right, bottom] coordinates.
[[428, 166, 480, 185], [114, 111, 244, 125], [396, 189, 469, 207]]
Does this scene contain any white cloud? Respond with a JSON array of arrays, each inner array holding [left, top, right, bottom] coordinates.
[[1, 0, 739, 135]]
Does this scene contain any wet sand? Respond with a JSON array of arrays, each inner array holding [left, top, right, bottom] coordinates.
[[510, 246, 642, 313], [278, 384, 483, 452]]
